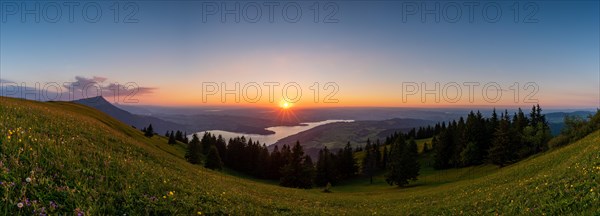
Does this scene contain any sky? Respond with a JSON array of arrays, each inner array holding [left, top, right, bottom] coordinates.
[[1, 1, 599, 109]]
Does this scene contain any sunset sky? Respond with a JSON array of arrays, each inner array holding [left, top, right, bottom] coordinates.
[[1, 1, 598, 108]]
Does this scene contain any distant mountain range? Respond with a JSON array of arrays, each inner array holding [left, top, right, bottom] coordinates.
[[73, 96, 186, 134]]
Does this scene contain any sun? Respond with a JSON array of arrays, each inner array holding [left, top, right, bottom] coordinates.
[[279, 100, 293, 109], [276, 99, 298, 123]]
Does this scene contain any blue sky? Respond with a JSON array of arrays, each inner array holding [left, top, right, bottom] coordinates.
[[1, 1, 598, 108]]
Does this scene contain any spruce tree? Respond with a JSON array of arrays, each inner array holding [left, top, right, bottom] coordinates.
[[201, 132, 213, 155], [168, 131, 176, 145], [385, 137, 420, 186], [144, 124, 154, 137], [185, 134, 202, 164], [205, 145, 223, 170], [489, 112, 513, 167], [300, 156, 316, 188], [362, 144, 377, 184], [433, 129, 453, 169], [339, 142, 358, 179], [374, 139, 382, 169], [215, 135, 227, 163], [269, 145, 283, 179], [315, 147, 338, 186], [280, 141, 313, 188]]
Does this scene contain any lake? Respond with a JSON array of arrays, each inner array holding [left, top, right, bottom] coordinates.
[[192, 120, 354, 145]]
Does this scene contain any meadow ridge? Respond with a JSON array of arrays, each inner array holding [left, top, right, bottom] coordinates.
[[0, 96, 598, 215]]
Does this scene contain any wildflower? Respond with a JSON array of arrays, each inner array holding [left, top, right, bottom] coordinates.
[[49, 201, 57, 209], [169, 191, 174, 196], [163, 196, 166, 199], [197, 211, 202, 215], [591, 188, 594, 192], [17, 202, 23, 208], [25, 177, 31, 183], [7, 136, 11, 140], [75, 208, 84, 216]]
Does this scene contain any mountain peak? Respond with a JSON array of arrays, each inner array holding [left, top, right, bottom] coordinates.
[[73, 96, 110, 105]]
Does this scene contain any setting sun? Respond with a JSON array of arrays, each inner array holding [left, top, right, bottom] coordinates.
[[279, 100, 293, 109]]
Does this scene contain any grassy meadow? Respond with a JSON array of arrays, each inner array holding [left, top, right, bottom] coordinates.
[[0, 97, 597, 215]]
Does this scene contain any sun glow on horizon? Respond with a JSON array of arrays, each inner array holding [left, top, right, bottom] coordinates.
[[279, 100, 293, 109]]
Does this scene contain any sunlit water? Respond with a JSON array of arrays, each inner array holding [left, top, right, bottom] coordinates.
[[191, 120, 354, 145]]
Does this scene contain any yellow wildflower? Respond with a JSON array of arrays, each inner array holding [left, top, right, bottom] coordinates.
[[197, 212, 202, 215]]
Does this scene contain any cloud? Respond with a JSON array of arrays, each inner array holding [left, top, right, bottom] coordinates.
[[62, 76, 157, 100], [1, 75, 157, 101]]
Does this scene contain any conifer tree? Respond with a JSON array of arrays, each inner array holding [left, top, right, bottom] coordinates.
[[362, 143, 377, 184], [144, 124, 154, 137], [280, 141, 313, 188], [300, 156, 316, 188], [385, 137, 420, 186], [205, 145, 223, 170], [185, 134, 202, 164], [269, 145, 283, 179], [168, 131, 176, 145], [315, 147, 338, 186], [489, 111, 514, 166], [339, 142, 358, 179], [215, 135, 227, 163], [433, 130, 453, 169]]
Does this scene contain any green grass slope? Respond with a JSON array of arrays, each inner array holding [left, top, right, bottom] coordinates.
[[0, 97, 598, 215]]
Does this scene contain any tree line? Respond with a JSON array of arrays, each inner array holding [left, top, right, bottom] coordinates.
[[426, 105, 551, 168], [165, 130, 189, 144], [359, 136, 420, 186], [183, 132, 318, 188]]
